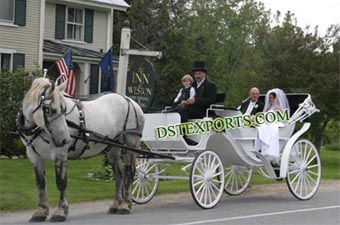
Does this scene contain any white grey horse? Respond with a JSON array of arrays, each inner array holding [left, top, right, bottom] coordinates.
[[18, 78, 144, 222]]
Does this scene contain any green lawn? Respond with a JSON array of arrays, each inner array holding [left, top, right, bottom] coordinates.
[[0, 150, 339, 211]]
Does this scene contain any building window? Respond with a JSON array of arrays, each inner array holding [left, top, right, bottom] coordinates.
[[0, 0, 14, 22], [66, 7, 84, 41], [0, 53, 11, 71]]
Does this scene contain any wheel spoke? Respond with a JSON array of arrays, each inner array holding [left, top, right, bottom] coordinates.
[[288, 169, 300, 174], [304, 173, 313, 193], [307, 164, 319, 169], [211, 171, 223, 178], [194, 179, 205, 187], [303, 143, 308, 162], [290, 171, 301, 185], [237, 174, 244, 188], [211, 181, 220, 192], [306, 154, 317, 167], [132, 180, 140, 195], [207, 185, 212, 204], [145, 163, 157, 174], [234, 173, 238, 190], [210, 184, 217, 199], [293, 174, 302, 193], [307, 170, 319, 177], [210, 162, 219, 175], [199, 185, 206, 202], [195, 182, 205, 196], [304, 146, 313, 164], [209, 157, 217, 173], [306, 172, 317, 185], [303, 175, 309, 197]]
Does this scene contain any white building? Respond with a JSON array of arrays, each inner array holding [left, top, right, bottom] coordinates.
[[0, 0, 129, 94]]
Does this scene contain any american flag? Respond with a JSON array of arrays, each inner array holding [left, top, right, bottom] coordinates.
[[56, 51, 76, 95]]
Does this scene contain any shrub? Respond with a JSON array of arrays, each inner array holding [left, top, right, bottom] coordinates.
[[0, 69, 38, 155], [323, 143, 340, 151]]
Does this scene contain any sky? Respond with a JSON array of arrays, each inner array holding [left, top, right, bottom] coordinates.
[[258, 0, 340, 36]]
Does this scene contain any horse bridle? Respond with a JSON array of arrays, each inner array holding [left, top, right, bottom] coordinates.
[[31, 85, 67, 129], [17, 85, 68, 154]]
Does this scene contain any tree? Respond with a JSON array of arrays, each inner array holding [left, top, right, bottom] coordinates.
[[252, 12, 339, 150]]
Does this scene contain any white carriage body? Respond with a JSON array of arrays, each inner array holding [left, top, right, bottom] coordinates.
[[134, 93, 321, 207]]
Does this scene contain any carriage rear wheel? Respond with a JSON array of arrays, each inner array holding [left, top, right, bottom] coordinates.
[[286, 139, 321, 200], [132, 159, 159, 204], [224, 165, 253, 195], [190, 150, 225, 209]]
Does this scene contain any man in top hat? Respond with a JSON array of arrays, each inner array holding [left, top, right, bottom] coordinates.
[[177, 61, 217, 122]]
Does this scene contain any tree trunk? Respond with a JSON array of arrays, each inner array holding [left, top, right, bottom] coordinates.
[[313, 116, 330, 153]]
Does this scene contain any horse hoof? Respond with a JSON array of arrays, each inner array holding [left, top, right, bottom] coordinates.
[[117, 205, 131, 215], [107, 207, 118, 214], [49, 215, 66, 222], [29, 215, 47, 222], [117, 208, 131, 214]]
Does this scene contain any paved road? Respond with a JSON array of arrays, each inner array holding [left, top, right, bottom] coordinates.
[[1, 181, 339, 225]]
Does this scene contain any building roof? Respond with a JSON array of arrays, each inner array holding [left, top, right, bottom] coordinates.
[[43, 40, 118, 61], [90, 0, 129, 8]]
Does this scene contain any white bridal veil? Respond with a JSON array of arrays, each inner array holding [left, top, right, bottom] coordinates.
[[263, 88, 290, 112]]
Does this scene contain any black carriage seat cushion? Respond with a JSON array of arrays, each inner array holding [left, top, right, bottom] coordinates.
[[215, 93, 226, 104], [64, 92, 110, 101]]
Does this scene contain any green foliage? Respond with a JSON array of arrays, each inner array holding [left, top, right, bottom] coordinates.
[[0, 69, 37, 155], [323, 143, 340, 151], [323, 120, 340, 145], [93, 164, 114, 181]]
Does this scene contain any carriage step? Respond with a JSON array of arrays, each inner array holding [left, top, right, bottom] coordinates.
[[251, 151, 279, 179]]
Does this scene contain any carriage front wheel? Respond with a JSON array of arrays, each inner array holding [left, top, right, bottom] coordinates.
[[224, 165, 253, 196], [190, 150, 225, 209], [132, 159, 159, 204], [286, 139, 321, 200]]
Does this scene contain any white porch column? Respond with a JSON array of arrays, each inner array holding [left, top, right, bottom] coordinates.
[[38, 0, 46, 67], [79, 63, 89, 95]]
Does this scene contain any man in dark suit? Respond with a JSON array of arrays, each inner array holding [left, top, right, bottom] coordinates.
[[239, 87, 264, 115], [177, 61, 217, 122]]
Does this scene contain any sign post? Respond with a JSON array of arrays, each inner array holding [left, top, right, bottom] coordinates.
[[116, 20, 162, 97]]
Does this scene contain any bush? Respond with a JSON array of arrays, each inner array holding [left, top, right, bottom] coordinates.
[[323, 143, 340, 151], [0, 69, 38, 156]]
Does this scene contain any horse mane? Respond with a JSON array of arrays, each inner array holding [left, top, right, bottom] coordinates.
[[24, 78, 64, 108]]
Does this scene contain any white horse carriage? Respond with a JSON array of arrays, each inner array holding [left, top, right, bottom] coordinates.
[[17, 76, 321, 221], [132, 93, 321, 209]]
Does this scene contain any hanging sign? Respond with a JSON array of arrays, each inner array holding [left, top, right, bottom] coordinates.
[[126, 58, 156, 110]]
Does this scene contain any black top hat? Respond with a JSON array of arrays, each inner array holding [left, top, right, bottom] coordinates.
[[192, 61, 207, 72]]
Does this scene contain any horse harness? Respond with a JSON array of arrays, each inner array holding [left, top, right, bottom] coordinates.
[[17, 86, 67, 156], [17, 91, 142, 158], [66, 95, 142, 158]]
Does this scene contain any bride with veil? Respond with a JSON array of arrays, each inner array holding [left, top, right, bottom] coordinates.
[[255, 88, 290, 164]]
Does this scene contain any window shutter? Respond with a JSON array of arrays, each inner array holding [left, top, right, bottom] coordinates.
[[89, 64, 99, 94], [55, 4, 66, 39], [13, 53, 25, 72], [14, 0, 26, 26], [84, 9, 94, 43]]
